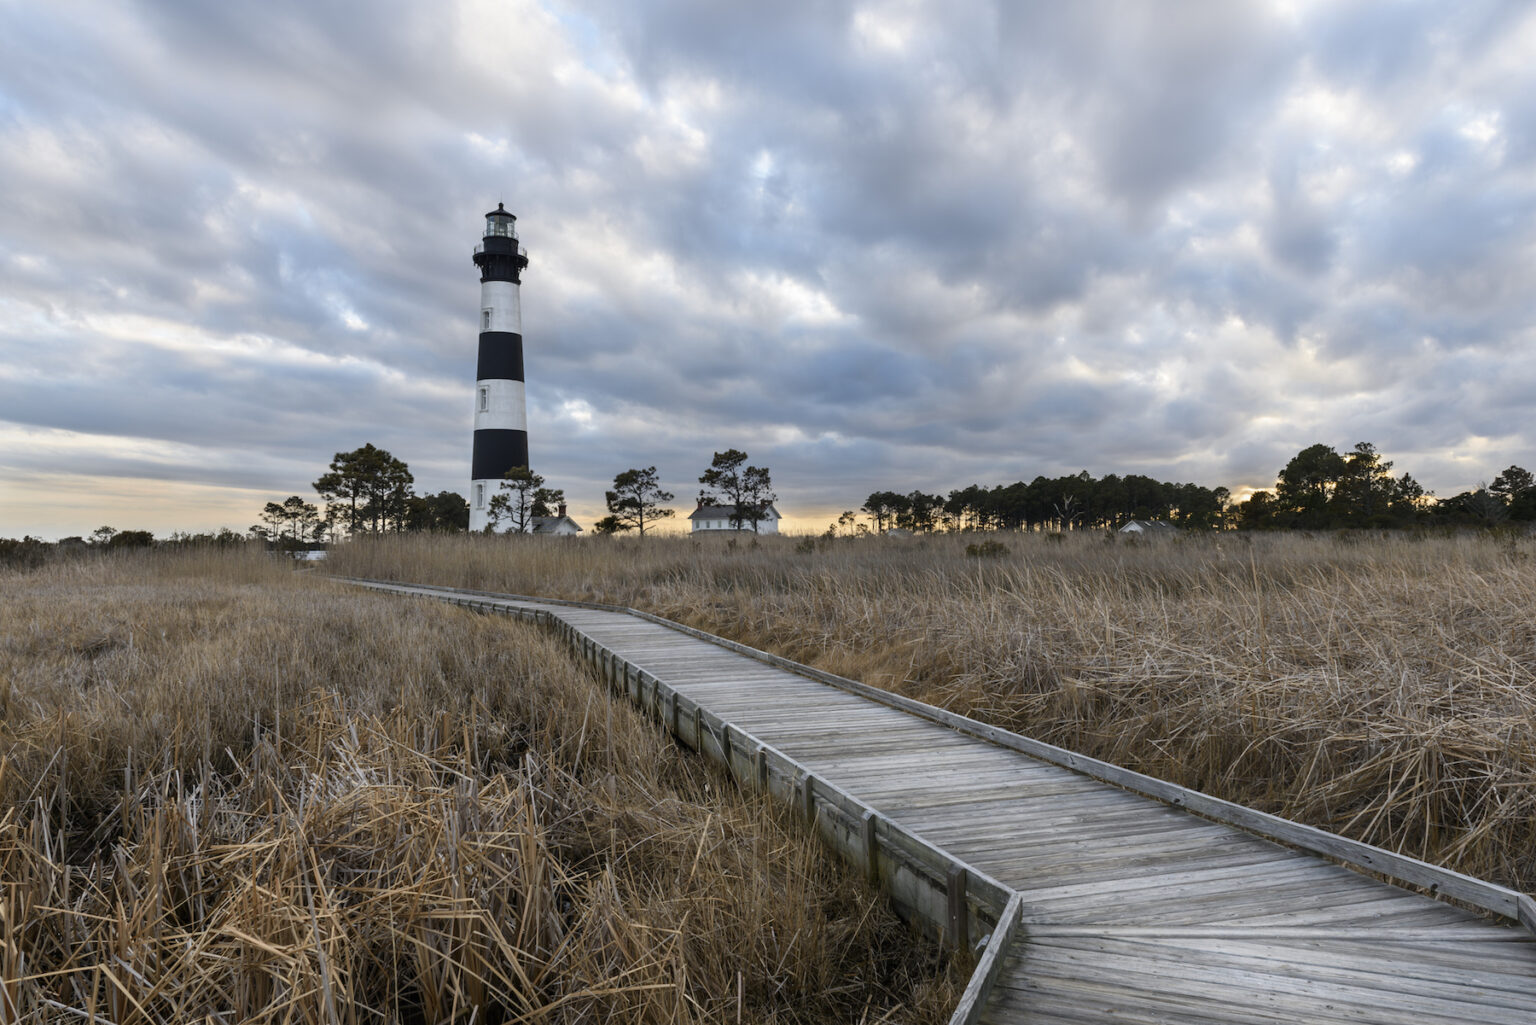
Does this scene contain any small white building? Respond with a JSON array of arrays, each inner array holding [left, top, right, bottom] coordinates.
[[530, 503, 582, 535], [1119, 519, 1177, 536], [689, 503, 781, 534]]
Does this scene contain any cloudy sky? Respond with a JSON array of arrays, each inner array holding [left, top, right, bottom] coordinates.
[[3, 0, 1534, 538]]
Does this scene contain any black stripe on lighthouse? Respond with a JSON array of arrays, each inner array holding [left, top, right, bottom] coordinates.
[[475, 331, 525, 381], [471, 430, 529, 480]]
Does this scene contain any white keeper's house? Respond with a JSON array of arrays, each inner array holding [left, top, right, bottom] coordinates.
[[530, 502, 583, 536], [689, 502, 782, 534]]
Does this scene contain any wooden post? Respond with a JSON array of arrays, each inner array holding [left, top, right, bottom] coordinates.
[[802, 773, 816, 826], [693, 705, 703, 752], [862, 809, 879, 887], [721, 725, 733, 776], [947, 865, 970, 949], [755, 746, 768, 791]]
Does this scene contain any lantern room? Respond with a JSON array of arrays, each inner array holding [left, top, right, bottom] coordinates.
[[484, 202, 517, 239]]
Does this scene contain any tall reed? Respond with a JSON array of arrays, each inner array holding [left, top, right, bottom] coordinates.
[[0, 551, 958, 1023]]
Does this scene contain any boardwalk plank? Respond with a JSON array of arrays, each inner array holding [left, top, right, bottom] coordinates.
[[1085, 933, 1536, 1000], [993, 936, 1536, 1024]]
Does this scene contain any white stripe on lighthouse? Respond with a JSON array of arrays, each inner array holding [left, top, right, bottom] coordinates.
[[470, 477, 495, 532], [473, 379, 528, 432], [481, 281, 521, 333]]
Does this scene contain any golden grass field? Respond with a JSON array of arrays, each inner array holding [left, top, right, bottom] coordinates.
[[0, 549, 958, 1024], [329, 529, 1536, 897]]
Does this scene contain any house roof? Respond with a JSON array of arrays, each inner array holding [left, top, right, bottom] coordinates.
[[688, 504, 780, 520], [1119, 519, 1177, 532], [530, 515, 582, 533]]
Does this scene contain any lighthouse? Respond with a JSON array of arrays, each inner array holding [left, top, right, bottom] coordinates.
[[469, 203, 531, 532]]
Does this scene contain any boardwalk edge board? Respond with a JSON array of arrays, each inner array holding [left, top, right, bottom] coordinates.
[[949, 893, 1025, 1024], [340, 576, 1536, 938]]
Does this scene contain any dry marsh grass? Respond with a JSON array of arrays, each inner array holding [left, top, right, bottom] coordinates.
[[329, 529, 1536, 896], [0, 549, 958, 1023]]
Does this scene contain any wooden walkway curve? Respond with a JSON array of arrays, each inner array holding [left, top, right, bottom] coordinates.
[[347, 579, 1536, 1025]]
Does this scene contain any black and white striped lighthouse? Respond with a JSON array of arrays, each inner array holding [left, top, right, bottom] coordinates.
[[469, 203, 531, 532]]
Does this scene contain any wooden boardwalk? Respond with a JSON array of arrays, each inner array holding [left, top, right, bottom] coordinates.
[[350, 580, 1536, 1025]]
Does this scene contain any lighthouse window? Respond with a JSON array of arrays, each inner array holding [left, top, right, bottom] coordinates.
[[478, 386, 489, 412], [475, 484, 485, 508], [482, 309, 491, 329]]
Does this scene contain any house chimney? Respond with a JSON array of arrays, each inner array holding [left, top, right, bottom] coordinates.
[[557, 502, 566, 518]]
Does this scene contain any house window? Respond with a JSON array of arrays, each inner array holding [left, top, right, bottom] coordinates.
[[475, 484, 484, 508], [482, 310, 491, 330], [478, 386, 489, 412]]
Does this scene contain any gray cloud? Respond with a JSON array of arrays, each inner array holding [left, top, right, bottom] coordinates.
[[2, 0, 1536, 537]]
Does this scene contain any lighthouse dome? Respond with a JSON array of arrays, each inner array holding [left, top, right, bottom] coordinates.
[[484, 203, 518, 238]]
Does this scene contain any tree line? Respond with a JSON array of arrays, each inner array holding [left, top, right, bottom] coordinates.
[[257, 444, 777, 544], [855, 442, 1535, 534], [861, 474, 1230, 532], [6, 438, 1532, 567], [281, 439, 1534, 538], [0, 526, 247, 570], [1238, 443, 1535, 530]]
